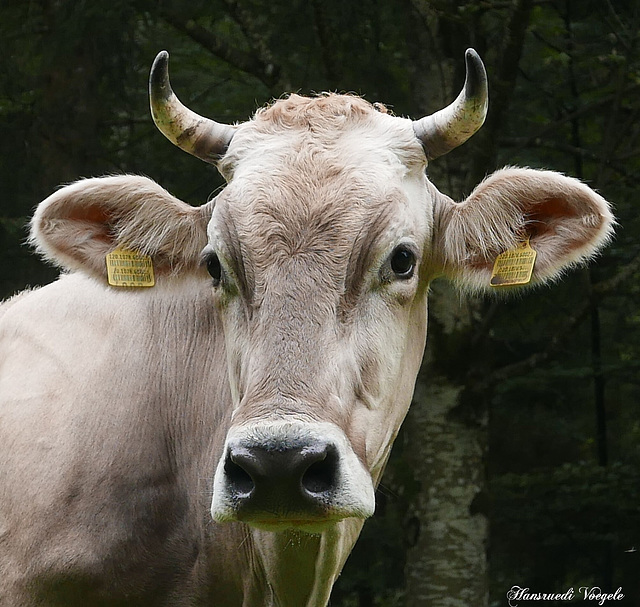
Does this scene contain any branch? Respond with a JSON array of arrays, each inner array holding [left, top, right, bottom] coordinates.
[[221, 0, 280, 87], [470, 0, 535, 180], [500, 136, 634, 177], [593, 253, 640, 297], [310, 0, 339, 81], [510, 82, 640, 147], [477, 302, 590, 390], [476, 251, 640, 390], [159, 8, 279, 89], [487, 0, 535, 129]]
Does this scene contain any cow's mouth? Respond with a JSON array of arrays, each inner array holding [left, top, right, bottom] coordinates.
[[247, 516, 348, 534]]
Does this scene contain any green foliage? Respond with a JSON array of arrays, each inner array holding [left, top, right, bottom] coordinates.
[[1, 1, 640, 605], [491, 461, 640, 602]]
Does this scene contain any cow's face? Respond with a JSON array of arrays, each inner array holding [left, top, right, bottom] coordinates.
[[142, 48, 610, 532], [207, 99, 432, 530], [29, 50, 613, 536]]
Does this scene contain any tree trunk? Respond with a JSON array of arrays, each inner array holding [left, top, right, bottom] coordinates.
[[400, 2, 534, 604], [404, 285, 488, 607]]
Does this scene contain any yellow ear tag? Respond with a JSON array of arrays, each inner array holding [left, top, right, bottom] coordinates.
[[106, 248, 155, 288], [490, 236, 537, 288]]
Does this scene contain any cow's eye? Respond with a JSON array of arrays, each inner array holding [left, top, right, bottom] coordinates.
[[206, 253, 223, 285], [390, 246, 416, 279]]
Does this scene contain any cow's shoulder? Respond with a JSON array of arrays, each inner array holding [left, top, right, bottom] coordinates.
[[0, 277, 216, 606]]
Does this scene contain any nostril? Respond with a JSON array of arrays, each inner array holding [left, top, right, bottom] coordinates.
[[224, 456, 255, 498], [301, 447, 339, 496], [223, 439, 342, 510]]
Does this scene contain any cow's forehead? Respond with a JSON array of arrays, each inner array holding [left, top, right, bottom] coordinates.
[[211, 94, 427, 252], [219, 93, 426, 180], [213, 174, 405, 267]]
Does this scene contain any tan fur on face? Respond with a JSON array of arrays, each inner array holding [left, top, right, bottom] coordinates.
[[255, 93, 384, 128], [209, 93, 429, 314], [219, 93, 425, 182], [203, 95, 432, 451]]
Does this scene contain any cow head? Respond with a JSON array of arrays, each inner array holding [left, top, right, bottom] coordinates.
[[31, 50, 613, 535]]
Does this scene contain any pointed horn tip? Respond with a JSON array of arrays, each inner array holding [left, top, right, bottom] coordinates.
[[153, 50, 169, 67], [463, 48, 488, 101], [150, 51, 171, 100], [465, 48, 480, 61]]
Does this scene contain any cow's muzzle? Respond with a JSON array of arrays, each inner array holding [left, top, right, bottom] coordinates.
[[211, 422, 375, 532], [225, 438, 339, 508]]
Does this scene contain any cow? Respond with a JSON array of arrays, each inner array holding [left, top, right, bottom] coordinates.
[[0, 49, 613, 606]]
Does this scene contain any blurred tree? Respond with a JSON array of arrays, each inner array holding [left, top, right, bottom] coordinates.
[[1, 1, 639, 606]]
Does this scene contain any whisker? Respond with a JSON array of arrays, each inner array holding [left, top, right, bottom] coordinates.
[[237, 529, 252, 550]]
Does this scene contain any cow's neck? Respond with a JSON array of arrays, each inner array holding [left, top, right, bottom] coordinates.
[[246, 519, 364, 606]]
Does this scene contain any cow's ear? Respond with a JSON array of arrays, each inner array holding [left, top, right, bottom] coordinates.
[[31, 175, 212, 279], [432, 167, 614, 291]]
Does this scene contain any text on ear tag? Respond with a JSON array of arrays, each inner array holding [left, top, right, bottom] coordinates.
[[490, 237, 537, 287], [106, 248, 155, 288]]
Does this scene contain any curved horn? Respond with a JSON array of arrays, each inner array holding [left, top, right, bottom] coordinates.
[[149, 51, 235, 163], [413, 48, 488, 161]]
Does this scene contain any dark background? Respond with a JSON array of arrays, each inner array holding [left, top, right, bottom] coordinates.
[[2, 1, 639, 605]]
